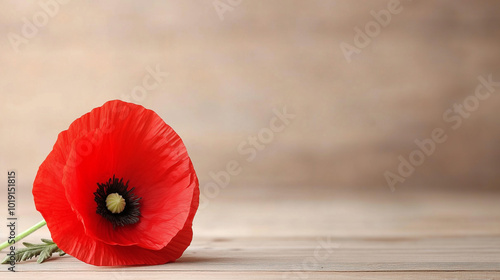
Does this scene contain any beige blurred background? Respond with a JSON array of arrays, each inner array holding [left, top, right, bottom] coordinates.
[[1, 0, 500, 209]]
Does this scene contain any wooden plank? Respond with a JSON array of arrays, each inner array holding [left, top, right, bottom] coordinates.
[[4, 236, 500, 272], [6, 190, 500, 239], [3, 271, 500, 280], [1, 191, 499, 277], [192, 189, 500, 238]]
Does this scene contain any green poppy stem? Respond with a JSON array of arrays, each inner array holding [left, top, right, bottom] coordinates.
[[0, 220, 46, 251]]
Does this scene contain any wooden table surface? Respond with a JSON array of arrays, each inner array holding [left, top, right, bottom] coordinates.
[[1, 187, 500, 279]]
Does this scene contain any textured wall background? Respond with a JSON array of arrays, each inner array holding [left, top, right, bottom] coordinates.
[[1, 0, 499, 204]]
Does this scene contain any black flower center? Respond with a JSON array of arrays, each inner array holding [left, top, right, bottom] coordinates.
[[94, 175, 141, 228]]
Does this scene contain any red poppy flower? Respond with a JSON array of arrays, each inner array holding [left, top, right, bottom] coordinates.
[[32, 100, 199, 266]]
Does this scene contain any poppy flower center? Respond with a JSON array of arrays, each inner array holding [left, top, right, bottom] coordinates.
[[94, 175, 142, 228], [106, 193, 126, 214]]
